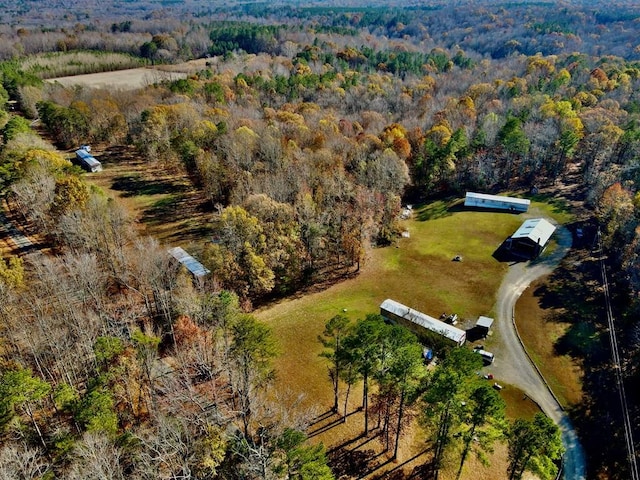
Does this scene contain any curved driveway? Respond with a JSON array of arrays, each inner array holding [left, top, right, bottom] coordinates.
[[491, 225, 586, 480]]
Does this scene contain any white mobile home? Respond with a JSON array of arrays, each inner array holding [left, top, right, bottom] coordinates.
[[464, 192, 530, 213], [380, 299, 466, 346], [75, 148, 102, 172]]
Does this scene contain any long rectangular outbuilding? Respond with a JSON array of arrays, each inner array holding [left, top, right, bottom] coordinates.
[[75, 148, 102, 172], [464, 192, 530, 212], [380, 298, 466, 346]]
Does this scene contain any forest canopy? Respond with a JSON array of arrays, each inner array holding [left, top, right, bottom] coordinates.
[[1, 1, 640, 479]]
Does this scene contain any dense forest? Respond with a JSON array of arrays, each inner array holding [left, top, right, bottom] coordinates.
[[1, 0, 640, 478]]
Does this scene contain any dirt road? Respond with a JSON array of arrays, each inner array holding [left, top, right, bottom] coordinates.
[[491, 225, 586, 480]]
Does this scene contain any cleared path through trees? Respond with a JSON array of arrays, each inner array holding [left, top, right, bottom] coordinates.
[[491, 225, 586, 480]]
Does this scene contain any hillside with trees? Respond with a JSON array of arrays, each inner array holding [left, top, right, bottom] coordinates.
[[1, 1, 640, 478]]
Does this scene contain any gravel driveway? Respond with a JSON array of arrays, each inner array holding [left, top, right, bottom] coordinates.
[[491, 224, 586, 480]]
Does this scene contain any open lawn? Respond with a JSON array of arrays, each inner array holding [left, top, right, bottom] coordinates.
[[255, 198, 569, 478], [256, 200, 525, 408]]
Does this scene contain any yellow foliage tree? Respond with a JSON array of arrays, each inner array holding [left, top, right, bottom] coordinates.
[[0, 256, 24, 288]]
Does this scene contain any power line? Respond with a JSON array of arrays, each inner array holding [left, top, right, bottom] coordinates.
[[597, 229, 639, 480]]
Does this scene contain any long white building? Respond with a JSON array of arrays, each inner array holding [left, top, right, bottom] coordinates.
[[464, 192, 530, 213], [380, 299, 466, 346]]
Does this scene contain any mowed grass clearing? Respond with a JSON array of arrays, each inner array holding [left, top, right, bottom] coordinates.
[[256, 199, 535, 411], [515, 278, 584, 407], [255, 198, 571, 478]]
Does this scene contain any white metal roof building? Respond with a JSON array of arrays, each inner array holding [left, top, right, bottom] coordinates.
[[168, 247, 210, 278], [380, 299, 466, 346], [75, 148, 102, 172], [475, 316, 494, 337], [464, 192, 530, 212], [508, 218, 556, 258], [476, 316, 494, 330]]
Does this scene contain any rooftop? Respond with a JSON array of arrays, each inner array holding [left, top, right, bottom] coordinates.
[[168, 246, 210, 278], [380, 299, 466, 345], [511, 218, 556, 245]]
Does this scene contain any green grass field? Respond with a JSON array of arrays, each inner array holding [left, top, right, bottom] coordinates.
[[256, 197, 567, 410]]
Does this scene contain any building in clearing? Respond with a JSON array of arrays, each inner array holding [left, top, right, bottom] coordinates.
[[74, 147, 102, 172], [380, 299, 466, 347], [475, 316, 494, 337], [464, 192, 530, 213], [507, 218, 556, 258], [168, 247, 210, 278]]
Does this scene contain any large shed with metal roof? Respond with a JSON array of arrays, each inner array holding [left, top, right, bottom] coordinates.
[[464, 192, 530, 212], [380, 299, 466, 347], [507, 218, 556, 258]]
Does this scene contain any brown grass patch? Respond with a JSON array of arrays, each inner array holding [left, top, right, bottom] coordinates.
[[515, 275, 584, 407], [86, 145, 212, 246]]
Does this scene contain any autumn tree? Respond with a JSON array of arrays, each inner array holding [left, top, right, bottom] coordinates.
[[507, 413, 564, 480], [229, 314, 277, 437], [36, 100, 89, 149], [0, 256, 24, 288], [244, 194, 306, 294], [421, 348, 484, 479], [66, 432, 126, 480], [498, 115, 530, 186], [319, 314, 352, 415], [342, 314, 386, 436], [455, 384, 505, 479], [1, 115, 31, 143], [207, 205, 275, 300], [0, 368, 51, 447], [0, 444, 50, 480], [384, 326, 425, 459], [597, 182, 637, 251]]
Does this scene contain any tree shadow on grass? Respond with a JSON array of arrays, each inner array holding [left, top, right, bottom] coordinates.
[[111, 174, 189, 197], [566, 364, 634, 479], [528, 192, 573, 216], [329, 447, 376, 479], [526, 245, 635, 479], [308, 409, 361, 438], [552, 317, 608, 360], [414, 198, 464, 221], [369, 449, 432, 480], [140, 194, 211, 243]]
